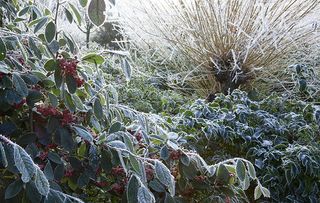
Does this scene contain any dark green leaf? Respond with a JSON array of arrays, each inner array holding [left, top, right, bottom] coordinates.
[[44, 59, 58, 71], [45, 21, 56, 43], [13, 145, 36, 183], [34, 17, 48, 33], [66, 75, 77, 94], [5, 180, 22, 199], [138, 186, 155, 203], [79, 0, 88, 7], [34, 168, 50, 196], [88, 0, 106, 27], [13, 73, 28, 97], [127, 175, 140, 203], [28, 37, 42, 59], [65, 8, 73, 23], [93, 97, 104, 120], [73, 125, 93, 143], [216, 164, 230, 185], [109, 122, 122, 134], [236, 160, 246, 181], [44, 161, 54, 180], [155, 161, 175, 195], [48, 152, 63, 164], [69, 3, 82, 25]]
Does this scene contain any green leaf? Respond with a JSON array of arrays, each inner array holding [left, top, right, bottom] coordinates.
[[93, 97, 104, 120], [180, 153, 190, 166], [64, 33, 76, 53], [247, 162, 256, 179], [82, 53, 105, 65], [64, 91, 76, 112], [34, 17, 48, 33], [137, 186, 155, 203], [216, 164, 230, 185], [73, 125, 93, 143], [64, 8, 73, 24], [236, 160, 246, 181], [48, 152, 63, 164], [160, 146, 170, 161], [254, 185, 262, 200], [0, 142, 8, 167], [54, 68, 62, 88], [79, 0, 88, 7], [14, 145, 36, 183], [88, 0, 106, 27], [69, 3, 82, 25], [109, 122, 122, 134], [5, 180, 22, 199], [45, 21, 56, 43], [48, 92, 58, 107], [260, 186, 270, 198], [34, 168, 50, 196], [12, 73, 28, 98], [155, 161, 175, 196], [66, 75, 77, 94], [107, 140, 127, 149], [0, 37, 6, 61], [127, 175, 140, 203], [72, 94, 85, 111], [129, 154, 140, 173], [28, 37, 42, 59], [44, 59, 58, 71], [18, 6, 30, 16], [44, 161, 54, 180]]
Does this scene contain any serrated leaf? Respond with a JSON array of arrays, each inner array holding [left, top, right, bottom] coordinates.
[[45, 21, 56, 43], [82, 53, 104, 65], [13, 73, 28, 97], [137, 186, 155, 203], [0, 37, 6, 61], [69, 3, 82, 25], [236, 160, 246, 181], [155, 161, 175, 196], [14, 145, 36, 183], [73, 125, 93, 143], [88, 0, 106, 27], [5, 180, 22, 199]]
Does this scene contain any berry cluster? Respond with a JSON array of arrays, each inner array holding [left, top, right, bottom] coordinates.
[[36, 105, 75, 126], [65, 169, 74, 177], [58, 56, 85, 87], [194, 175, 206, 182], [111, 183, 125, 195], [95, 181, 108, 187], [38, 151, 48, 161], [13, 99, 26, 109]]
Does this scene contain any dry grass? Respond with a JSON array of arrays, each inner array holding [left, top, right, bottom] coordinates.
[[117, 0, 320, 96]]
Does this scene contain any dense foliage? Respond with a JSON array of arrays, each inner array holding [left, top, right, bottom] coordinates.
[[0, 1, 269, 203], [174, 90, 320, 202]]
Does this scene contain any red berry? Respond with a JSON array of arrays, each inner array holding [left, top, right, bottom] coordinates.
[[96, 181, 108, 187], [75, 76, 85, 87], [65, 169, 74, 177], [60, 110, 75, 126], [170, 150, 181, 160], [194, 175, 206, 182], [13, 99, 26, 109]]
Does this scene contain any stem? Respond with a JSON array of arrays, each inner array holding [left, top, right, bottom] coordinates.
[[54, 0, 60, 40]]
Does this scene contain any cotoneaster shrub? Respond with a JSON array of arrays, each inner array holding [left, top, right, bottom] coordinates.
[[117, 0, 320, 95], [173, 90, 320, 202], [0, 1, 269, 203]]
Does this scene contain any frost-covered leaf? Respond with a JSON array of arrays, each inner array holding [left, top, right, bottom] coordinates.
[[13, 145, 36, 183], [137, 186, 155, 203], [35, 168, 50, 196], [155, 161, 175, 196]]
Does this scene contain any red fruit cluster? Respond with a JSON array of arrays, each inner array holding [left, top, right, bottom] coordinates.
[[58, 57, 85, 88], [65, 169, 74, 177], [37, 106, 61, 117], [61, 110, 75, 126], [47, 143, 58, 149], [111, 166, 125, 176], [170, 150, 182, 160], [194, 175, 206, 182], [36, 106, 75, 126], [111, 183, 125, 195]]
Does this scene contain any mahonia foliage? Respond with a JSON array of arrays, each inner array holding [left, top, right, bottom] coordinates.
[[175, 90, 320, 202], [0, 1, 268, 203]]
